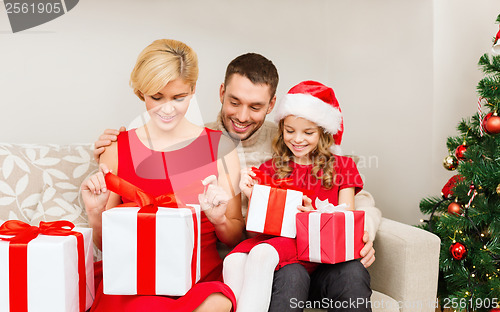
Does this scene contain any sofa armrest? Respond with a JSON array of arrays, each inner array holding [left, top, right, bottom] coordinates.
[[367, 218, 440, 312]]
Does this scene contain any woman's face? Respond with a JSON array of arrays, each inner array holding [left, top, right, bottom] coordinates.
[[143, 78, 195, 132], [283, 115, 320, 165]]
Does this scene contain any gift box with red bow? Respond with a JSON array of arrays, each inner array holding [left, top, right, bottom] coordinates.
[[0, 220, 94, 312], [296, 200, 365, 264], [246, 167, 313, 238], [102, 173, 201, 296]]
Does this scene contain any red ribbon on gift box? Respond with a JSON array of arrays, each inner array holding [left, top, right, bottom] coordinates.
[[0, 220, 86, 312], [104, 172, 199, 295], [249, 168, 314, 236], [250, 167, 314, 198]]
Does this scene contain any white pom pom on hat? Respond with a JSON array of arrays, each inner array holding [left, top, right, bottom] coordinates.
[[493, 25, 500, 55], [274, 80, 343, 155]]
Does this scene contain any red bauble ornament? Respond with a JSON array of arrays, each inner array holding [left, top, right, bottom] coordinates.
[[483, 112, 500, 135], [455, 144, 467, 160], [449, 242, 467, 260], [447, 202, 462, 216], [441, 175, 465, 198]]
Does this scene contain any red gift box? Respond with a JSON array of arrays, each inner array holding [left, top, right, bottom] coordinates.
[[296, 210, 365, 264]]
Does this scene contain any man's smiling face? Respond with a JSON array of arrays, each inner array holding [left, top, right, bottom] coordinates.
[[219, 73, 276, 141]]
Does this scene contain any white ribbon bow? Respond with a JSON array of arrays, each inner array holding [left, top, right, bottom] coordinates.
[[314, 198, 348, 213], [308, 198, 356, 263]]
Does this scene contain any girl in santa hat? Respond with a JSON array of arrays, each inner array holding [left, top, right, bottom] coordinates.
[[223, 80, 367, 312]]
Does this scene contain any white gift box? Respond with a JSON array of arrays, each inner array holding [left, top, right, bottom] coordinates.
[[0, 227, 94, 312], [246, 184, 303, 238], [102, 205, 201, 296]]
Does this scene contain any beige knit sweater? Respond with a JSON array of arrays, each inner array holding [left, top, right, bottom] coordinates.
[[205, 113, 278, 218], [205, 113, 278, 169]]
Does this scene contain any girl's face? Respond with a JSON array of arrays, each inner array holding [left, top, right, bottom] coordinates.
[[143, 78, 195, 132], [283, 115, 320, 165]]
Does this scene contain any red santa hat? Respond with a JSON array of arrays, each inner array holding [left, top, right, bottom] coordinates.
[[493, 24, 500, 55], [274, 80, 343, 155]]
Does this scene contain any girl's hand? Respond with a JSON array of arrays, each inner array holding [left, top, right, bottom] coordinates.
[[297, 195, 314, 212], [239, 167, 257, 198], [81, 163, 111, 217], [199, 175, 229, 225]]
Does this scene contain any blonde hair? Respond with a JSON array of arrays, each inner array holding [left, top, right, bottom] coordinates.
[[130, 39, 199, 101], [272, 119, 336, 189]]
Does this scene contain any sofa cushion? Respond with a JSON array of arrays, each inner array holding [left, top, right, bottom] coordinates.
[[0, 143, 97, 225], [30, 185, 90, 228]]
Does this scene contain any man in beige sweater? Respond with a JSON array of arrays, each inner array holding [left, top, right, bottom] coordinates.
[[94, 53, 376, 311]]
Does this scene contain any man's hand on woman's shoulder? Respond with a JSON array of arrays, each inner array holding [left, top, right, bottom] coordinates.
[[93, 126, 126, 163]]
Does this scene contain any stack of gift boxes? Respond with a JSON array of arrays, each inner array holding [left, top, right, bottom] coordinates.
[[0, 173, 201, 311], [0, 170, 363, 311]]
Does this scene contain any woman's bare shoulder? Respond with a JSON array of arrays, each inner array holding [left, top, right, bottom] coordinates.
[[100, 140, 118, 173]]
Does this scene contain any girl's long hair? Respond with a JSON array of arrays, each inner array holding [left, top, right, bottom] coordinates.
[[271, 118, 336, 189]]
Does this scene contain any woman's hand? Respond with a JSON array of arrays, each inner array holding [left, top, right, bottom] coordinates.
[[198, 175, 229, 225], [239, 167, 257, 198], [297, 195, 314, 212], [81, 163, 111, 217]]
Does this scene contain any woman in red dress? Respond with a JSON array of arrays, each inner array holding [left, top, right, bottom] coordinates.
[[81, 39, 244, 312]]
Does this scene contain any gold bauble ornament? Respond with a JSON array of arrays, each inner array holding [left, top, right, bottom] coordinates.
[[443, 155, 458, 171], [497, 183, 500, 195]]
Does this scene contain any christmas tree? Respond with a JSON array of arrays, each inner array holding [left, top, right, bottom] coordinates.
[[419, 15, 500, 312]]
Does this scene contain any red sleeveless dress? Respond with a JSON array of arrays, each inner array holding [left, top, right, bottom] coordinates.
[[91, 128, 237, 312]]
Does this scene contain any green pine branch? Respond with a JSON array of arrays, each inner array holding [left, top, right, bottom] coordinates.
[[418, 14, 500, 306], [478, 54, 500, 76], [477, 75, 500, 107]]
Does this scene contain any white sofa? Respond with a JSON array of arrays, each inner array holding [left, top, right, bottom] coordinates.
[[0, 143, 441, 312]]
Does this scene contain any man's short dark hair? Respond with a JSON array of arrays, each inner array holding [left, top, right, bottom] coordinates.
[[224, 53, 279, 99]]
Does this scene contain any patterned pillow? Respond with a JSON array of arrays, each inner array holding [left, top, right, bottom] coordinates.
[[0, 143, 98, 226], [30, 185, 90, 227]]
